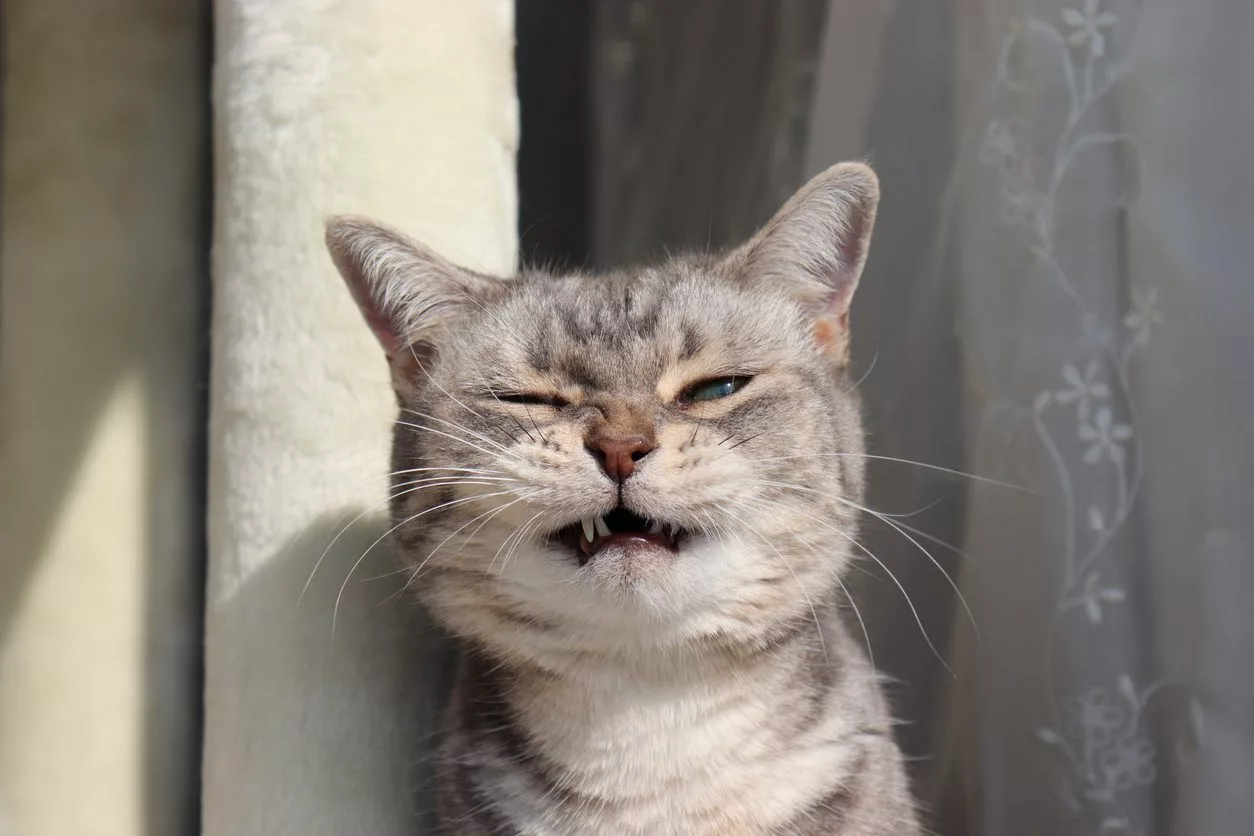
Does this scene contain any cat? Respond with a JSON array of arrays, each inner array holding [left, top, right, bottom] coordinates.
[[325, 162, 921, 835]]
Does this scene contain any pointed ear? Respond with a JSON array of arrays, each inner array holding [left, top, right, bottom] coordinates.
[[735, 162, 879, 365], [325, 216, 503, 387]]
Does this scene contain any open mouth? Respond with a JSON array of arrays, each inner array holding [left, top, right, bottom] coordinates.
[[552, 507, 685, 565]]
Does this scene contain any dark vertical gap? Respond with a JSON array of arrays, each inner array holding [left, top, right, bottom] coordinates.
[[515, 0, 592, 271], [188, 3, 213, 832], [139, 2, 213, 833]]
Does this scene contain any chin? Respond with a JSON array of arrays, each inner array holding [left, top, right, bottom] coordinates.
[[488, 527, 778, 648]]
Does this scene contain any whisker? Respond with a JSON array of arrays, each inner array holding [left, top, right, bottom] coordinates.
[[748, 452, 1029, 492], [400, 408, 513, 453], [497, 510, 548, 576], [521, 401, 549, 445], [394, 420, 517, 462], [737, 493, 953, 675], [300, 476, 516, 603], [740, 514, 828, 666], [331, 489, 519, 639], [732, 496, 874, 667], [396, 493, 539, 597], [751, 479, 929, 519], [832, 493, 981, 643], [383, 465, 511, 479], [409, 347, 485, 419], [726, 432, 763, 450], [842, 350, 879, 394], [486, 386, 537, 444], [699, 501, 822, 662], [832, 567, 875, 670], [488, 509, 547, 576], [866, 515, 976, 563]]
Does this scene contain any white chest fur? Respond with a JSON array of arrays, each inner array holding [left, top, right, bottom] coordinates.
[[489, 654, 868, 836]]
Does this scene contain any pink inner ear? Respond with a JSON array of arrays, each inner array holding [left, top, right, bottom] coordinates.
[[823, 272, 858, 318], [824, 213, 868, 316], [362, 305, 406, 360], [812, 311, 853, 363], [361, 305, 427, 383]]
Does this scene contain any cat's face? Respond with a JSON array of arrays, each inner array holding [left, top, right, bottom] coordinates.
[[328, 163, 879, 661]]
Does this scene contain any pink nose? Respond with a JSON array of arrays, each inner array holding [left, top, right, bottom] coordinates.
[[585, 434, 654, 481]]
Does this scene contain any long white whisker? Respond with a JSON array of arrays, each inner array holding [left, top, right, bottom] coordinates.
[[384, 465, 511, 479], [710, 502, 828, 667], [489, 509, 547, 576], [497, 510, 548, 576], [331, 489, 518, 639], [733, 496, 876, 669], [300, 477, 515, 603], [842, 351, 879, 394], [747, 452, 1029, 491], [832, 493, 980, 643], [401, 408, 514, 453], [871, 515, 976, 562], [394, 420, 517, 461], [737, 493, 952, 675], [752, 480, 930, 519], [397, 493, 538, 597], [409, 347, 485, 419]]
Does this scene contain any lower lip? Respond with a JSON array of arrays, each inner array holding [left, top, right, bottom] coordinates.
[[578, 531, 679, 565]]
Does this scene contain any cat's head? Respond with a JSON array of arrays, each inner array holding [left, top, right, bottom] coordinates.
[[326, 163, 878, 663]]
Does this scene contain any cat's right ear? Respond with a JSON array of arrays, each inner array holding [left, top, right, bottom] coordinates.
[[325, 216, 502, 389]]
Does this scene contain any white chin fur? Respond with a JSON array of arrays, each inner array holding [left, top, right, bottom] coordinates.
[[483, 532, 773, 642]]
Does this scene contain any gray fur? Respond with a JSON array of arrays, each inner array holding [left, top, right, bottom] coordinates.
[[327, 163, 921, 835]]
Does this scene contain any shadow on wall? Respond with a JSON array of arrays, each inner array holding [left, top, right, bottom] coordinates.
[[203, 509, 457, 834]]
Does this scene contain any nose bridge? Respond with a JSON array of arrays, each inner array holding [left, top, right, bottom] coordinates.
[[589, 396, 655, 443], [585, 396, 657, 482]]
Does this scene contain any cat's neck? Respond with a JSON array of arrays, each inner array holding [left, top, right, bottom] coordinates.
[[452, 619, 879, 833]]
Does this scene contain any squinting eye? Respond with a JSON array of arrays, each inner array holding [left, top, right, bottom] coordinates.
[[497, 392, 567, 408], [679, 376, 751, 405]]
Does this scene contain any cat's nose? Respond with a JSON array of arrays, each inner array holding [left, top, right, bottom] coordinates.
[[586, 434, 655, 482]]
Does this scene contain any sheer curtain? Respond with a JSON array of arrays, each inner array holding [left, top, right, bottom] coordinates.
[[593, 1, 1253, 833], [808, 1, 1254, 834]]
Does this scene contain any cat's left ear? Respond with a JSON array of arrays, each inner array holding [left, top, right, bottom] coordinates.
[[734, 162, 879, 365], [325, 216, 505, 391]]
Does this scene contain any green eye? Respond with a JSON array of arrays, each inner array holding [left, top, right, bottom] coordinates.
[[680, 376, 751, 404]]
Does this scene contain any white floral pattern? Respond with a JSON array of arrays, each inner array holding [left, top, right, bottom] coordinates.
[[1063, 0, 1118, 57], [980, 2, 1200, 833]]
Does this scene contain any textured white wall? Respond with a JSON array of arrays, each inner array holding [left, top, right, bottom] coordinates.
[[204, 2, 517, 833]]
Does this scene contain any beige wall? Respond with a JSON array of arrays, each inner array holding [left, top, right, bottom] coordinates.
[[0, 2, 207, 834]]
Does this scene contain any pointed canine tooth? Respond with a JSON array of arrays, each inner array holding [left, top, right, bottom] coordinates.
[[594, 516, 612, 537], [649, 520, 663, 535], [581, 517, 596, 543]]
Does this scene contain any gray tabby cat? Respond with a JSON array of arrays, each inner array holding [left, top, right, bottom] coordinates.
[[326, 162, 921, 835]]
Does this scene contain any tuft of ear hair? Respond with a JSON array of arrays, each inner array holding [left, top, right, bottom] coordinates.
[[735, 162, 879, 365], [325, 216, 503, 387]]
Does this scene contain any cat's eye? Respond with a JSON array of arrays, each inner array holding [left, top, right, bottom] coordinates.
[[678, 376, 751, 405], [497, 392, 567, 408]]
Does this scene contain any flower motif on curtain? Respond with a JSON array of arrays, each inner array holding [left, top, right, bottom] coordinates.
[[1079, 407, 1133, 465], [1063, 0, 1117, 57], [1056, 361, 1110, 421], [979, 2, 1201, 833]]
